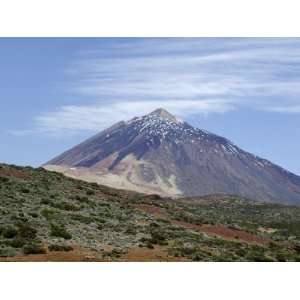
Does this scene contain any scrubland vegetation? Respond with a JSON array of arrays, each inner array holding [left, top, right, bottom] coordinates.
[[0, 163, 299, 261]]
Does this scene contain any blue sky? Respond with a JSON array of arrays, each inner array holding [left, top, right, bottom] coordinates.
[[1, 38, 300, 175]]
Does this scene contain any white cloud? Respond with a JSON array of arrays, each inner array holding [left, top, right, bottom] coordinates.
[[67, 39, 300, 102], [15, 38, 300, 136], [265, 105, 300, 113], [34, 99, 235, 134]]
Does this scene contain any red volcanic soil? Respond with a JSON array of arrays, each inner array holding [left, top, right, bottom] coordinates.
[[134, 204, 269, 245], [200, 224, 269, 245], [133, 204, 169, 219], [0, 245, 184, 262], [0, 246, 103, 262], [0, 166, 29, 179], [174, 220, 269, 245], [120, 245, 186, 262]]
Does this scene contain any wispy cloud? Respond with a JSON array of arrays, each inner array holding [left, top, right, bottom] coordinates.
[[33, 99, 235, 135], [14, 38, 300, 136], [265, 105, 300, 113]]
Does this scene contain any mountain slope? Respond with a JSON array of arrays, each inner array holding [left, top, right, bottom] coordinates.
[[1, 163, 300, 262], [45, 108, 300, 205]]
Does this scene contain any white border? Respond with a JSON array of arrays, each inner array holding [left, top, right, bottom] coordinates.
[[0, 0, 300, 36], [0, 1, 299, 299], [0, 262, 298, 300]]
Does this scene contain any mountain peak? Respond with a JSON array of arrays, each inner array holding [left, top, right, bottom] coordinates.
[[149, 108, 183, 124], [46, 108, 300, 205]]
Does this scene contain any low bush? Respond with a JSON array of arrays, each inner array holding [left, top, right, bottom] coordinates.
[[0, 176, 9, 183], [75, 195, 90, 203], [48, 244, 73, 252], [40, 198, 50, 205], [192, 254, 204, 261], [50, 223, 72, 240], [86, 190, 95, 196], [8, 238, 26, 248], [20, 187, 30, 194], [71, 214, 93, 224], [90, 182, 99, 188], [97, 218, 106, 224], [51, 201, 80, 211], [293, 243, 300, 253], [29, 212, 38, 218], [146, 242, 154, 249], [23, 243, 46, 255], [124, 225, 137, 235], [149, 228, 167, 245], [17, 223, 37, 239], [41, 208, 57, 220], [0, 246, 16, 257], [2, 226, 18, 239]]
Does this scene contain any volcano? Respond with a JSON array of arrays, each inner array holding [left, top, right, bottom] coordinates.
[[45, 108, 300, 205]]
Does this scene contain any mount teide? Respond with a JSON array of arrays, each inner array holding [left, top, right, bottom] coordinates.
[[45, 108, 300, 205]]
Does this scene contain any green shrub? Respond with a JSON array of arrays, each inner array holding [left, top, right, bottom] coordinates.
[[192, 254, 204, 261], [125, 225, 137, 235], [293, 243, 300, 253], [97, 218, 106, 224], [40, 198, 50, 205], [51, 201, 80, 211], [41, 208, 57, 220], [20, 187, 30, 193], [50, 223, 72, 240], [9, 238, 26, 248], [23, 243, 46, 255], [29, 212, 38, 218], [90, 182, 99, 188], [172, 244, 201, 258], [157, 218, 171, 224], [2, 226, 18, 239], [149, 228, 167, 245], [275, 251, 288, 262], [75, 195, 89, 203], [0, 176, 9, 183], [235, 248, 246, 257], [48, 244, 73, 252], [146, 242, 154, 249], [86, 190, 95, 196], [0, 247, 16, 257], [71, 214, 93, 224], [17, 223, 37, 239]]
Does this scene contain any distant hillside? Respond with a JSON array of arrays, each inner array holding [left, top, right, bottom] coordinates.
[[46, 108, 300, 205], [0, 163, 300, 261]]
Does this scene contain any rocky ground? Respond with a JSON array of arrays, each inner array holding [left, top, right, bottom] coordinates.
[[0, 163, 300, 262]]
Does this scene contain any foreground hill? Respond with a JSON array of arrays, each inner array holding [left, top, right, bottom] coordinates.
[[45, 108, 300, 205], [0, 163, 300, 261]]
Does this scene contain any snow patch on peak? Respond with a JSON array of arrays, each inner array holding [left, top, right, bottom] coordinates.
[[150, 108, 182, 124]]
